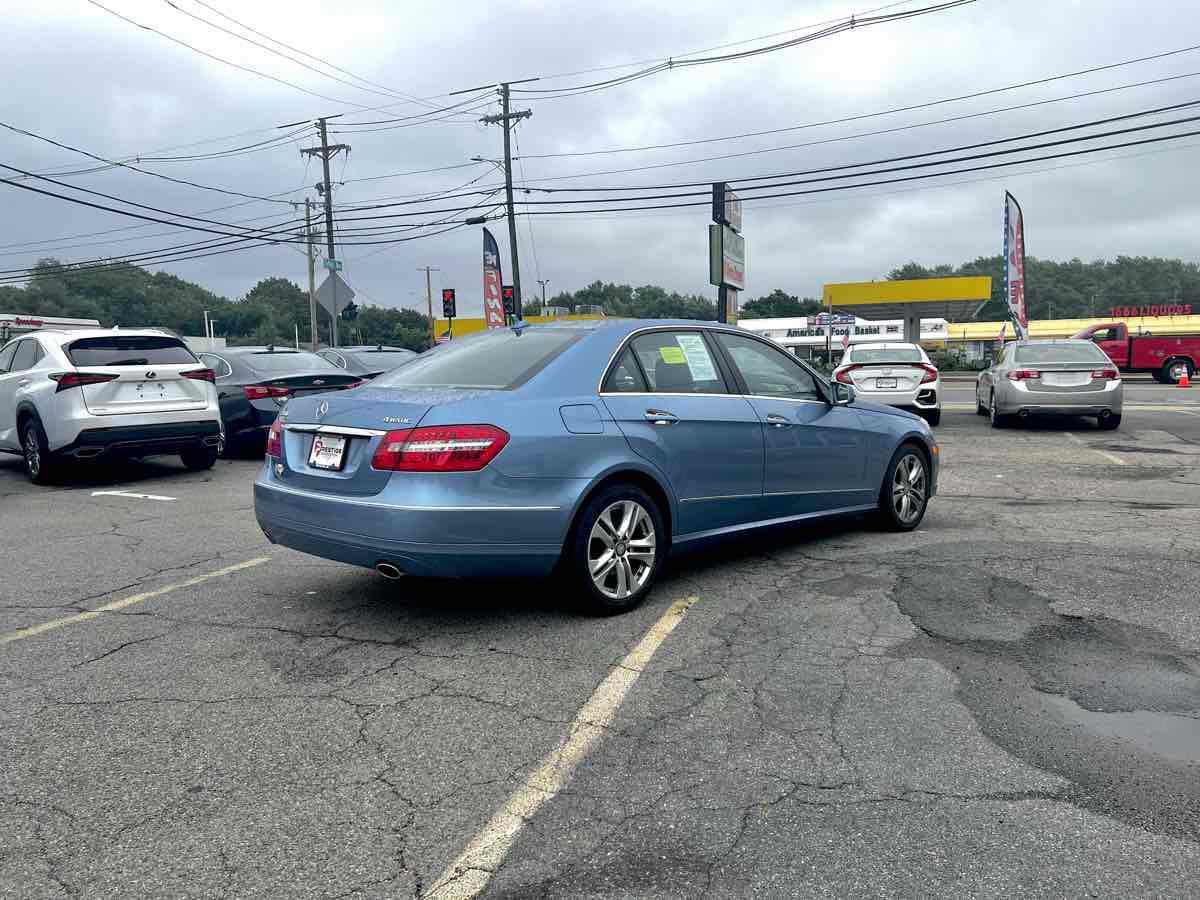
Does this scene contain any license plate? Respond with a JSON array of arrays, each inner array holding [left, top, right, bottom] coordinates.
[[1042, 372, 1090, 387], [875, 378, 897, 389], [308, 434, 347, 470]]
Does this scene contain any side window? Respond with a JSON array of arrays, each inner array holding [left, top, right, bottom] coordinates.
[[603, 348, 648, 393], [9, 340, 38, 373], [714, 333, 820, 400], [200, 353, 232, 379], [0, 342, 16, 373], [628, 331, 727, 395]]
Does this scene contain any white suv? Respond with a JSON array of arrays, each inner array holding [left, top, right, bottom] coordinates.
[[0, 329, 222, 484]]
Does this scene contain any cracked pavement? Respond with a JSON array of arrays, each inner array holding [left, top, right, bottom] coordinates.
[[2, 395, 1200, 898]]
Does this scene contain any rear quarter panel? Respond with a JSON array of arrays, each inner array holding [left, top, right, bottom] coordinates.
[[1130, 336, 1200, 369]]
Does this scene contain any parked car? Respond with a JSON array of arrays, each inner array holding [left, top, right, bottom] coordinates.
[[254, 321, 939, 614], [1073, 321, 1200, 383], [0, 329, 222, 483], [317, 345, 417, 379], [198, 346, 362, 455], [975, 339, 1123, 429], [832, 342, 941, 425]]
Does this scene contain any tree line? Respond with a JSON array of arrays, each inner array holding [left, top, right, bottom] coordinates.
[[4, 255, 1199, 349]]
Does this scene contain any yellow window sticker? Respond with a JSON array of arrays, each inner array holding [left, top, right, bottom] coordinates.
[[659, 346, 687, 364]]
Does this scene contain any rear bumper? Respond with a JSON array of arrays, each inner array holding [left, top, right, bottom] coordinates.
[[56, 420, 222, 459], [253, 476, 570, 578], [856, 386, 939, 410], [997, 380, 1123, 416]]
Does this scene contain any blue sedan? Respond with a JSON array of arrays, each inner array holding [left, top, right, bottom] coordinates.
[[254, 320, 938, 614]]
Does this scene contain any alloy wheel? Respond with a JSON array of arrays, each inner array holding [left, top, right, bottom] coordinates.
[[588, 500, 657, 600], [24, 427, 40, 480], [892, 453, 927, 526]]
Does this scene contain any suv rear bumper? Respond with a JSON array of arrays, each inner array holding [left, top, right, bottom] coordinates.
[[56, 420, 222, 459]]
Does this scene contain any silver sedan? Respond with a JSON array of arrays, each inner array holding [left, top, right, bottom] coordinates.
[[976, 339, 1123, 430]]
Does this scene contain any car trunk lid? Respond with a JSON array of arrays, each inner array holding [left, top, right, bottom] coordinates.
[[846, 363, 928, 392], [79, 364, 211, 416]]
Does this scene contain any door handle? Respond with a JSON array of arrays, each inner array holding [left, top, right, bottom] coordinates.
[[766, 413, 792, 428], [17, 379, 30, 387], [644, 409, 678, 425]]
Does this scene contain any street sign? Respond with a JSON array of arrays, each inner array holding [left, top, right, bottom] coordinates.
[[315, 272, 355, 317], [709, 224, 746, 291], [323, 258, 343, 272]]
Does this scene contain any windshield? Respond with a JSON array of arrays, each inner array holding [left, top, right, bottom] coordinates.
[[351, 351, 416, 368], [1015, 343, 1108, 364], [372, 329, 581, 390], [67, 335, 197, 367], [243, 351, 339, 372], [848, 347, 923, 364]]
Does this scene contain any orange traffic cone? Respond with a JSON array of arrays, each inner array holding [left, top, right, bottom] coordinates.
[[1180, 369, 1191, 388]]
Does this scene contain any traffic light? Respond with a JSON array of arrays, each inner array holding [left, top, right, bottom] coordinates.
[[441, 288, 456, 318], [340, 301, 358, 322], [501, 285, 516, 317]]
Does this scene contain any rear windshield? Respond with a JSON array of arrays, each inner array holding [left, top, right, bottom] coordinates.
[[372, 329, 580, 390], [243, 351, 339, 372], [1015, 343, 1107, 364], [848, 347, 922, 364], [352, 351, 415, 368], [67, 335, 197, 367]]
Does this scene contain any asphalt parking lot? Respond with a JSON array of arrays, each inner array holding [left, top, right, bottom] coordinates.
[[4, 383, 1200, 898]]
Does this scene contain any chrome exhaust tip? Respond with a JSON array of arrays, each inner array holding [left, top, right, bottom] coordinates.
[[1099, 409, 1112, 419], [74, 446, 104, 458], [1017, 409, 1030, 419], [375, 562, 404, 580]]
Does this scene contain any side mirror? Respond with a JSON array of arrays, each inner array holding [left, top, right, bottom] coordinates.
[[833, 382, 855, 405]]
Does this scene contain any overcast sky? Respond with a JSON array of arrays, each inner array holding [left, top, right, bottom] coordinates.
[[3, 0, 1199, 319]]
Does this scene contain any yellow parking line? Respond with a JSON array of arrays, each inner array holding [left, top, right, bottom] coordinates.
[[0, 557, 270, 647], [424, 595, 700, 900]]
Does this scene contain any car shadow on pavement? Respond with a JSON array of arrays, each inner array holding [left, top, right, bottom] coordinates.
[[0, 452, 253, 489]]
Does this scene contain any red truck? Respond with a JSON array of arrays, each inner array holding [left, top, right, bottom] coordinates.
[[1072, 322, 1200, 383]]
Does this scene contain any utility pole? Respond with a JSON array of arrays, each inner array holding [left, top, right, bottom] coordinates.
[[301, 118, 350, 346], [304, 198, 319, 351], [417, 266, 440, 347], [537, 278, 550, 313], [481, 84, 532, 314]]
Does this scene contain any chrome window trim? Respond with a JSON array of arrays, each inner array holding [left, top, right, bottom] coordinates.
[[257, 479, 559, 511], [286, 423, 387, 438], [679, 493, 759, 503]]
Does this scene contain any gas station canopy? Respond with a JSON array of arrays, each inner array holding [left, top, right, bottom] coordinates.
[[822, 276, 993, 342]]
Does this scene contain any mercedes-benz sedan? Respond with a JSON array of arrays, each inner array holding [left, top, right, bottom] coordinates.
[[254, 320, 939, 614]]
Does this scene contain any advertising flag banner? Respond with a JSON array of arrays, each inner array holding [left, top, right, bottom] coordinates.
[[482, 228, 506, 329], [1004, 192, 1029, 339]]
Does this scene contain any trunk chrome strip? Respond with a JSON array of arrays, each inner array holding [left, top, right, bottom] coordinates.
[[285, 423, 387, 437]]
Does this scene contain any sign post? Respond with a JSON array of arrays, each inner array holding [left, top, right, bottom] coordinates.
[[710, 183, 744, 323]]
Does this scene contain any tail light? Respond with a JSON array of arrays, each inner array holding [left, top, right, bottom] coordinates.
[[1006, 369, 1040, 381], [182, 368, 215, 383], [266, 418, 283, 457], [1092, 368, 1118, 380], [371, 425, 509, 472], [50, 372, 118, 392], [918, 364, 939, 384], [834, 365, 858, 385], [245, 385, 291, 400]]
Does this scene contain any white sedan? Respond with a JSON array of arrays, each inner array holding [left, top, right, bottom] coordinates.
[[833, 342, 941, 426]]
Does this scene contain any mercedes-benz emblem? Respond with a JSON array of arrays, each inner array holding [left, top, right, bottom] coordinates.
[[315, 400, 329, 419]]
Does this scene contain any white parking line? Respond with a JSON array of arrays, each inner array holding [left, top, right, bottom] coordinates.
[[0, 557, 270, 647], [92, 490, 176, 502], [425, 595, 700, 900], [1066, 432, 1126, 466]]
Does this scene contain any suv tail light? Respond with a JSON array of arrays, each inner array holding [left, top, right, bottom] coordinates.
[[245, 385, 290, 400], [1006, 369, 1040, 381], [183, 368, 215, 383], [50, 372, 118, 392], [1092, 367, 1119, 380], [266, 418, 283, 457], [918, 364, 939, 384], [371, 425, 509, 472], [834, 365, 859, 385]]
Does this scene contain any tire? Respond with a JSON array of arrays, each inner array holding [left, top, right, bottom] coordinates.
[[975, 392, 988, 416], [180, 445, 219, 471], [988, 390, 1012, 429], [20, 417, 56, 485], [1099, 413, 1122, 431], [923, 409, 942, 427], [567, 483, 666, 616], [877, 444, 930, 532], [1162, 358, 1193, 384]]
